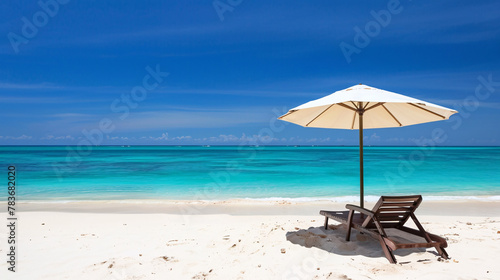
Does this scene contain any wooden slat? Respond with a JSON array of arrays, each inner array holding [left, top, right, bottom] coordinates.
[[378, 212, 408, 217], [378, 215, 405, 221], [377, 207, 411, 212], [377, 212, 407, 218], [379, 202, 416, 207], [383, 202, 415, 205], [381, 195, 421, 202]]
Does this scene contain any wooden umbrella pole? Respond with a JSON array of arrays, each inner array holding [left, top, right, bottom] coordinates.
[[358, 107, 364, 209]]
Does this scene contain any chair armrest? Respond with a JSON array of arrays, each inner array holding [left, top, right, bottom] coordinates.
[[346, 204, 375, 217]]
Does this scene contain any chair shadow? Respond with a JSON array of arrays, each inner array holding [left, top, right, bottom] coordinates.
[[286, 224, 428, 261]]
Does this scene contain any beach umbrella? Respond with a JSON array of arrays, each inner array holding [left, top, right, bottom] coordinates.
[[278, 84, 457, 208]]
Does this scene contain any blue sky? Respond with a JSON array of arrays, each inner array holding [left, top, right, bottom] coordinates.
[[1, 0, 499, 146]]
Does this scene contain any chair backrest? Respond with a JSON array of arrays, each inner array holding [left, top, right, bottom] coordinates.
[[362, 195, 423, 228]]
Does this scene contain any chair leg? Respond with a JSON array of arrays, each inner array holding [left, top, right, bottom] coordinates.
[[346, 210, 353, 241], [324, 217, 329, 230], [378, 236, 397, 264], [436, 246, 449, 259]]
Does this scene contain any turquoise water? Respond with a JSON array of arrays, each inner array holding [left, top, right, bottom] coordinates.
[[1, 146, 499, 201]]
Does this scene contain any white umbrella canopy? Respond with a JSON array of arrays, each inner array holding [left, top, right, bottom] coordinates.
[[279, 84, 457, 129], [278, 84, 458, 208]]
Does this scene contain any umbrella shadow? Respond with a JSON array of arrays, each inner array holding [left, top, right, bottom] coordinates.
[[286, 224, 428, 261]]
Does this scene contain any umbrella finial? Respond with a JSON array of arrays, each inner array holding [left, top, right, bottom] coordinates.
[[359, 83, 362, 85]]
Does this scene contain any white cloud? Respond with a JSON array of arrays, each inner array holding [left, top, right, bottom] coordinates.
[[387, 137, 405, 142], [0, 135, 33, 140], [41, 135, 75, 140], [369, 133, 381, 141], [134, 133, 288, 144], [0, 82, 62, 90]]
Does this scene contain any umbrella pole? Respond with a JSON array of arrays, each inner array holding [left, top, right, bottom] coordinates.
[[359, 110, 364, 209]]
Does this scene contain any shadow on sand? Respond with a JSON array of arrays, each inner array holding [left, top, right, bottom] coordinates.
[[286, 224, 430, 262]]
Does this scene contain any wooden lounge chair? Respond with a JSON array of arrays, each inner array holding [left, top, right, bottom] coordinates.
[[320, 195, 449, 263]]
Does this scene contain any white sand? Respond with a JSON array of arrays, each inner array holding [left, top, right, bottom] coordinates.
[[1, 200, 500, 279]]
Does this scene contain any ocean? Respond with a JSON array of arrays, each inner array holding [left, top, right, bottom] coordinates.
[[2, 146, 499, 201]]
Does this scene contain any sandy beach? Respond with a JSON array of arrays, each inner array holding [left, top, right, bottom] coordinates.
[[3, 0, 499, 278], [1, 199, 499, 279]]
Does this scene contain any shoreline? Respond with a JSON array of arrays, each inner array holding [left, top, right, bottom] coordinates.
[[12, 194, 500, 203], [10, 197, 500, 216]]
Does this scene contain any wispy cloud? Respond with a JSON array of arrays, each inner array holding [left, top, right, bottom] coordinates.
[[0, 96, 72, 104], [0, 135, 33, 140], [130, 133, 337, 144], [49, 113, 94, 118], [40, 135, 75, 140], [0, 82, 126, 93], [112, 108, 270, 131], [0, 82, 63, 90], [1, 67, 492, 104], [0, 81, 314, 100], [25, 106, 277, 136]]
